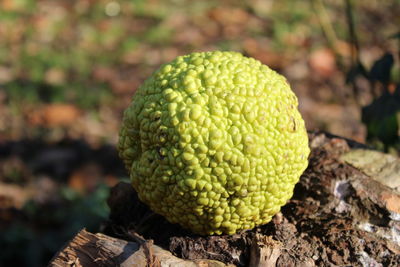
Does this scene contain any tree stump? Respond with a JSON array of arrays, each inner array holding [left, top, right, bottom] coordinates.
[[49, 132, 400, 266]]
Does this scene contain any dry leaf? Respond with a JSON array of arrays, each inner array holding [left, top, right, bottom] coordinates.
[[29, 104, 81, 127], [309, 48, 336, 77]]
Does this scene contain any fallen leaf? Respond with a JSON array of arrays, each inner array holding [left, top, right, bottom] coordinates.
[[335, 41, 353, 58], [208, 7, 249, 25], [111, 79, 139, 94], [309, 48, 336, 77], [45, 68, 66, 85], [0, 66, 14, 83], [29, 104, 81, 127], [0, 182, 33, 209], [105, 175, 119, 187], [68, 163, 102, 194]]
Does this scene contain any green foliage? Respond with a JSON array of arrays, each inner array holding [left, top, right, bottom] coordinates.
[[362, 90, 400, 149]]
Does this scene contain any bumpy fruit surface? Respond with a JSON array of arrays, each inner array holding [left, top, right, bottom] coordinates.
[[118, 51, 310, 235]]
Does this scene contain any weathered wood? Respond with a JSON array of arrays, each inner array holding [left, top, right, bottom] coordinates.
[[49, 229, 232, 267], [50, 132, 400, 266], [248, 234, 282, 267]]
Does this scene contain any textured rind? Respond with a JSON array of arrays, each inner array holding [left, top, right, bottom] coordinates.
[[118, 51, 310, 235]]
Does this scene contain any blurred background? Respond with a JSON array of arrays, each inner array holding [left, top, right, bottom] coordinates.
[[0, 0, 399, 265]]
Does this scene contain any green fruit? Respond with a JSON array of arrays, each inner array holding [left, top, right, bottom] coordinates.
[[118, 51, 310, 235]]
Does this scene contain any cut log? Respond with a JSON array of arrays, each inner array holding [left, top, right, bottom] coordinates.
[[50, 132, 400, 266]]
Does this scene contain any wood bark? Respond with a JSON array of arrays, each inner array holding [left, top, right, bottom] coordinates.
[[50, 132, 400, 266]]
